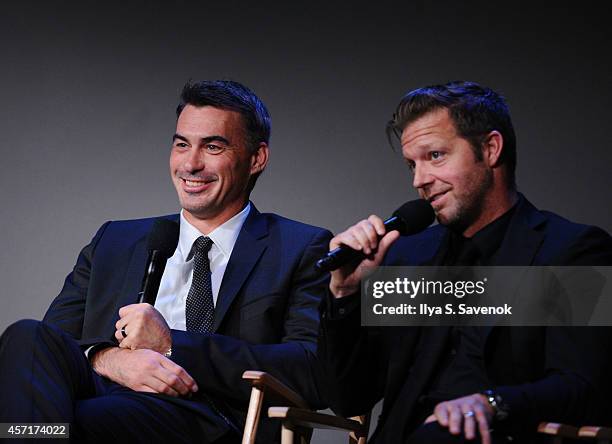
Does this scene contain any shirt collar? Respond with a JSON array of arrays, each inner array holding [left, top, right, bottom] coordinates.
[[177, 202, 251, 261], [443, 202, 518, 265], [469, 202, 517, 260]]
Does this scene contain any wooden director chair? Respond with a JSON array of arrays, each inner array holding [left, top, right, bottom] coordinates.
[[538, 422, 612, 444], [241, 371, 369, 444], [241, 371, 611, 444]]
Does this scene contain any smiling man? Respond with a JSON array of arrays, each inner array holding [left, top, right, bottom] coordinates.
[[0, 80, 331, 443], [170, 104, 266, 231], [318, 81, 612, 444], [403, 107, 506, 237]]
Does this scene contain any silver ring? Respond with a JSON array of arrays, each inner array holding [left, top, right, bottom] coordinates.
[[121, 326, 127, 338], [463, 411, 475, 418]]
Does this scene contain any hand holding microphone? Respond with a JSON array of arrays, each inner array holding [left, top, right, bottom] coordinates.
[[328, 215, 401, 298], [117, 219, 179, 351], [322, 199, 435, 298], [115, 303, 172, 353]]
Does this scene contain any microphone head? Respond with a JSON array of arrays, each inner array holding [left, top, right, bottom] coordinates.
[[391, 199, 435, 235], [146, 219, 180, 258]]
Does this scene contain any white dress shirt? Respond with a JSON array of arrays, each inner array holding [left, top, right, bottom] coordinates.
[[154, 203, 251, 331]]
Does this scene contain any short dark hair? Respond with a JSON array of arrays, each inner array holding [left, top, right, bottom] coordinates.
[[387, 80, 517, 186], [176, 80, 271, 152]]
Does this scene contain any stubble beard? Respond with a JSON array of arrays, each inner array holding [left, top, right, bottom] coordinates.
[[440, 168, 493, 234]]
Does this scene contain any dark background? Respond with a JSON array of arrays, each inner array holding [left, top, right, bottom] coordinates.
[[1, 2, 610, 439]]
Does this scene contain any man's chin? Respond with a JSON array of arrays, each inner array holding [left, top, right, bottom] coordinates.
[[180, 202, 216, 219], [435, 208, 464, 231], [434, 208, 453, 226]]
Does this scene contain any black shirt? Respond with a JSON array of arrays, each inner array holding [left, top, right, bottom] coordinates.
[[421, 203, 517, 407]]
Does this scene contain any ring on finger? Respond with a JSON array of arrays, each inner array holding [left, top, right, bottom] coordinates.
[[463, 410, 475, 418], [121, 326, 127, 338]]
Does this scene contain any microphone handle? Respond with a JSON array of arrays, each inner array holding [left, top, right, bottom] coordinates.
[[139, 250, 167, 305], [315, 245, 364, 272], [315, 215, 405, 272]]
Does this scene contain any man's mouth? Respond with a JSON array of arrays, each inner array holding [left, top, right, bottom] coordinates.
[[180, 176, 217, 192], [183, 179, 208, 187], [428, 191, 447, 203], [426, 191, 450, 209]]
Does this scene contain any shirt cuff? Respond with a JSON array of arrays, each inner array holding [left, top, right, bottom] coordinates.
[[84, 342, 115, 362], [326, 289, 360, 320]]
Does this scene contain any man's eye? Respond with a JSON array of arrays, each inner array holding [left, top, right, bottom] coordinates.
[[175, 142, 188, 149], [431, 151, 444, 160], [206, 144, 224, 154]]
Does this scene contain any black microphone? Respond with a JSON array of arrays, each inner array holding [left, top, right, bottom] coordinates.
[[138, 219, 180, 305], [315, 199, 435, 272]]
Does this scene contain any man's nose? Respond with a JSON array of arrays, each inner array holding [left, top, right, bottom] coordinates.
[[412, 164, 433, 190], [184, 147, 205, 172]]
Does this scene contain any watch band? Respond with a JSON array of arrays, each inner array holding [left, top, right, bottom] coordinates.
[[483, 389, 509, 421]]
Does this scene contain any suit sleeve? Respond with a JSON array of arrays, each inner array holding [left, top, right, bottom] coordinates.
[[495, 225, 612, 431], [43, 222, 112, 348], [317, 291, 390, 417], [169, 229, 332, 409]]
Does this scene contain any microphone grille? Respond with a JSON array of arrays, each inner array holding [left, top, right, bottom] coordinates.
[[146, 219, 180, 258], [392, 199, 435, 235]]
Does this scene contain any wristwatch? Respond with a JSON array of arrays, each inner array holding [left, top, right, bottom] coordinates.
[[482, 389, 509, 421]]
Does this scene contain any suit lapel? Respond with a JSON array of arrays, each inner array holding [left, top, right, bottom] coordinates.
[[482, 195, 546, 338], [493, 194, 546, 266], [213, 206, 268, 331], [82, 235, 150, 343], [119, 236, 149, 308], [115, 215, 181, 327]]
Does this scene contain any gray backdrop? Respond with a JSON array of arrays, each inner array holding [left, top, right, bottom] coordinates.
[[1, 1, 610, 441]]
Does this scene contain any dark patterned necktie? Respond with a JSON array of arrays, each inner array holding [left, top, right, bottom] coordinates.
[[186, 236, 215, 333]]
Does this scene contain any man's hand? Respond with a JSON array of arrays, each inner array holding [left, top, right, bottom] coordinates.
[[91, 347, 198, 397], [115, 303, 171, 354], [425, 394, 494, 444], [329, 215, 400, 298]]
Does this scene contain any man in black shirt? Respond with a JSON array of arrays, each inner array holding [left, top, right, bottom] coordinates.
[[318, 81, 612, 443]]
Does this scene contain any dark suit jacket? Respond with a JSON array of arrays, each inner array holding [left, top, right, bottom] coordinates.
[[44, 204, 332, 442], [319, 195, 612, 443]]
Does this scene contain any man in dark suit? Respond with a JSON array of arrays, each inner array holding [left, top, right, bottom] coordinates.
[[318, 81, 612, 444], [0, 80, 331, 443]]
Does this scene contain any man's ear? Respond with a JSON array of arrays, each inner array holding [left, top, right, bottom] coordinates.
[[482, 130, 504, 167], [250, 142, 269, 175]]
